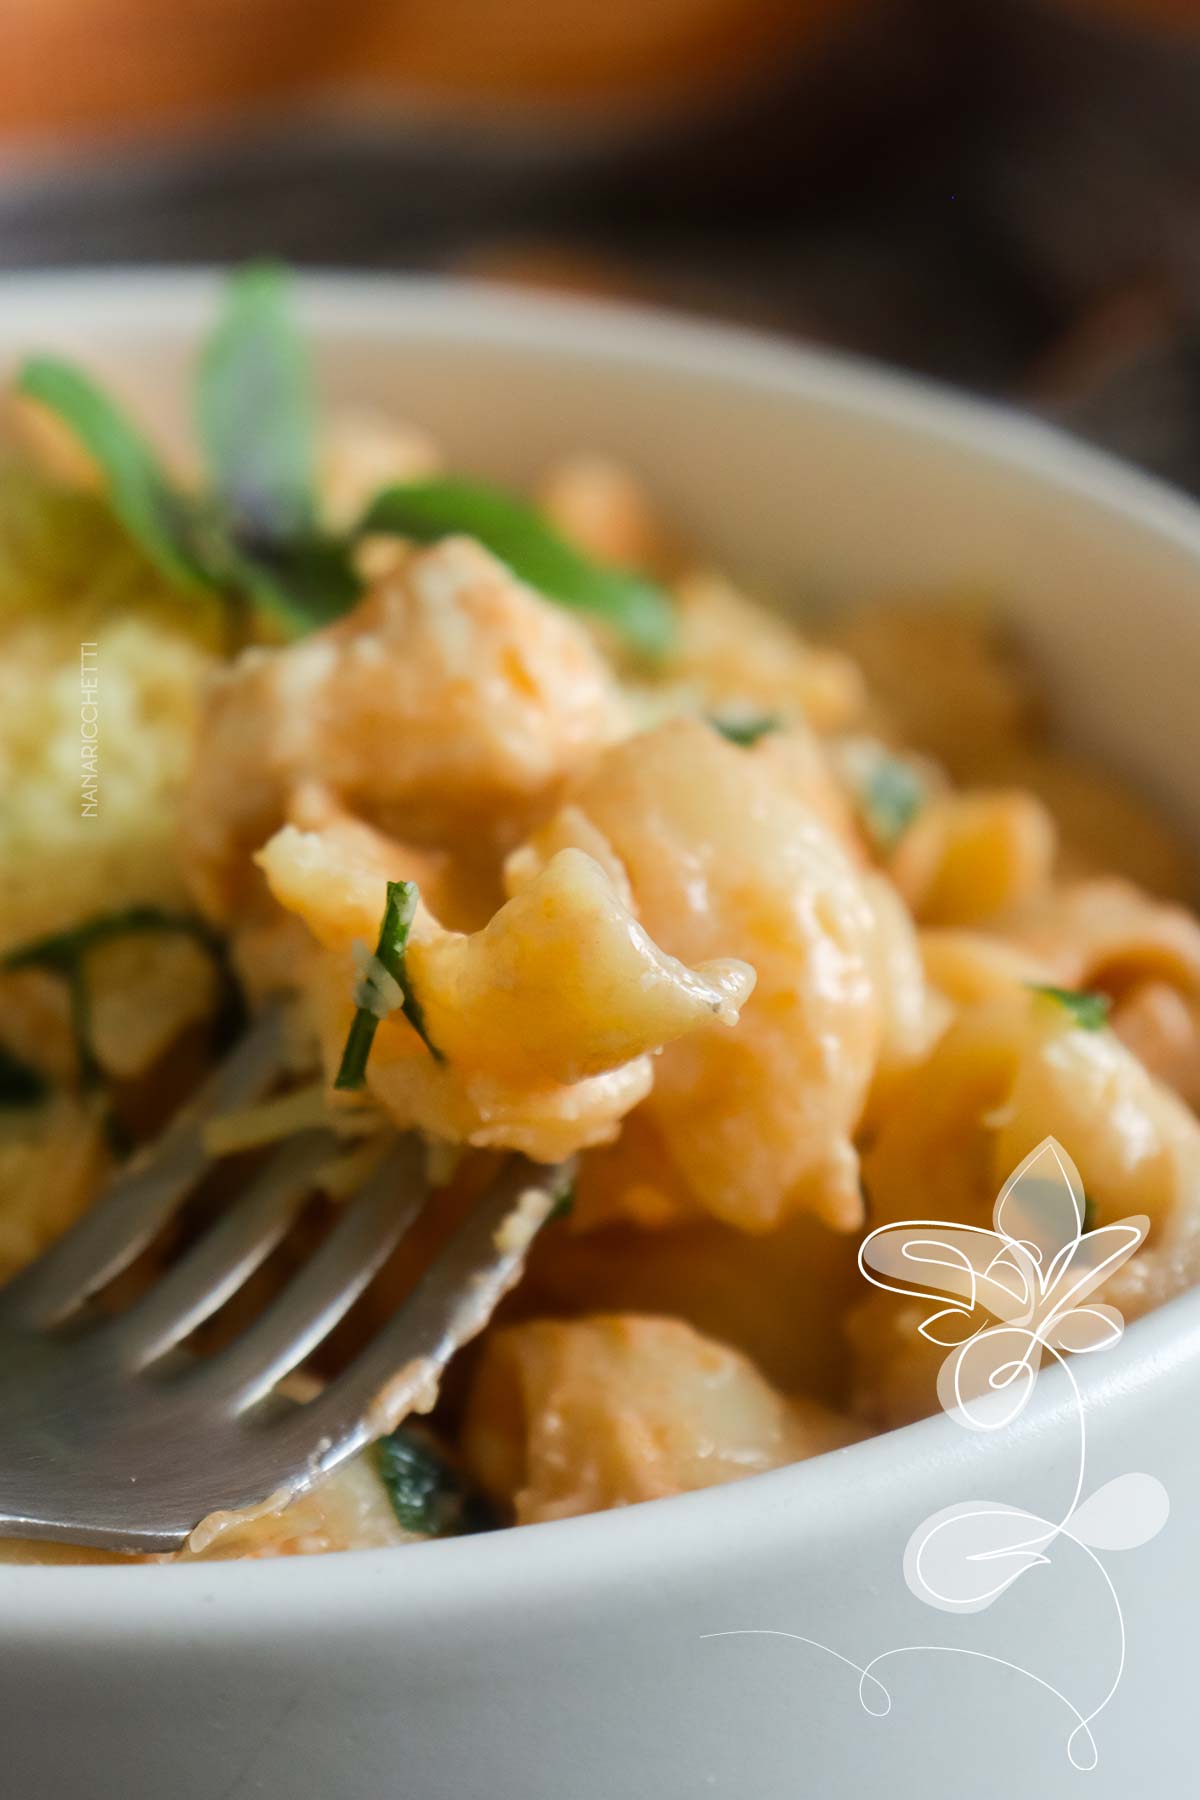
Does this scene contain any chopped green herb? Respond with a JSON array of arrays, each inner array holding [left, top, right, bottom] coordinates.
[[3, 906, 243, 1090], [1029, 985, 1111, 1032], [0, 1046, 48, 1109], [546, 1178, 577, 1224], [334, 880, 442, 1091], [709, 712, 781, 748], [858, 755, 926, 852], [361, 478, 676, 660], [375, 1427, 495, 1537]]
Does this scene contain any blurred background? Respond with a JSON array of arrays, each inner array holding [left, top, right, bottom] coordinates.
[[3, 0, 1200, 490]]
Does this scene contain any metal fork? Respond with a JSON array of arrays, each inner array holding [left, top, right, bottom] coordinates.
[[0, 1008, 564, 1553]]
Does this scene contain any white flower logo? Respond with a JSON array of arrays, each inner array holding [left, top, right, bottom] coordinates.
[[859, 1136, 1168, 1766], [705, 1137, 1168, 1770], [859, 1136, 1148, 1431]]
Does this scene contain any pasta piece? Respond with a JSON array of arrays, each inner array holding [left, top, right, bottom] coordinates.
[[1110, 981, 1200, 1109], [505, 802, 636, 910], [861, 871, 943, 1101], [569, 1111, 699, 1233], [845, 1294, 946, 1431], [887, 789, 1057, 926], [285, 782, 501, 934], [920, 927, 1056, 1009], [518, 1204, 864, 1401], [514, 718, 883, 1231], [863, 988, 1200, 1233], [86, 931, 219, 1081], [0, 965, 76, 1086], [994, 877, 1200, 995], [968, 746, 1195, 901], [0, 1448, 421, 1565], [827, 598, 1039, 772], [850, 986, 1200, 1424], [410, 848, 754, 1085], [0, 927, 219, 1088], [258, 820, 754, 1163], [0, 1094, 109, 1282], [753, 724, 865, 858], [667, 571, 866, 732], [995, 878, 1200, 1104], [319, 409, 442, 532], [463, 1315, 866, 1523], [171, 1453, 421, 1561], [537, 453, 670, 574], [182, 536, 631, 919]]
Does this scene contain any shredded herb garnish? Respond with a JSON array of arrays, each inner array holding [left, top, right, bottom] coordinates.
[[375, 1427, 495, 1537], [0, 1046, 48, 1109], [709, 712, 781, 747], [859, 755, 926, 852], [334, 880, 441, 1091], [360, 478, 676, 660], [1029, 985, 1111, 1032], [546, 1177, 577, 1224], [2, 906, 243, 1091]]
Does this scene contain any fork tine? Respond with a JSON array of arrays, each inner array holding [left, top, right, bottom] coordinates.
[[106, 1128, 339, 1367], [0, 1006, 288, 1329], [192, 1135, 429, 1411], [270, 1158, 563, 1478]]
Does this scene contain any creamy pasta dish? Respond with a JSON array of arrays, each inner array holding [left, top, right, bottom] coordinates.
[[2, 270, 1198, 1563]]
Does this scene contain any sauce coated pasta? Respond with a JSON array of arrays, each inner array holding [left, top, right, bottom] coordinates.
[[2, 275, 1196, 1560]]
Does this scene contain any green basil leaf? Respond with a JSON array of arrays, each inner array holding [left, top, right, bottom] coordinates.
[[196, 262, 317, 545], [361, 478, 675, 659], [0, 1047, 48, 1109], [1029, 985, 1111, 1031], [17, 277, 360, 642], [16, 357, 208, 591], [223, 531, 362, 637], [375, 1428, 495, 1538]]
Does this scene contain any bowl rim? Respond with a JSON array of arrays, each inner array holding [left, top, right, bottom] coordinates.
[[3, 266, 1200, 1630]]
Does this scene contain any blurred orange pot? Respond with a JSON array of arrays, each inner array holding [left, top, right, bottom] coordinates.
[[0, 0, 873, 144]]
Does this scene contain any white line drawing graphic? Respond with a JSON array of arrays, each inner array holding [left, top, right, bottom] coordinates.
[[704, 1137, 1169, 1770]]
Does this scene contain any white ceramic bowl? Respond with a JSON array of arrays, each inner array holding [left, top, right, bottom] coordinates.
[[3, 273, 1199, 1800]]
